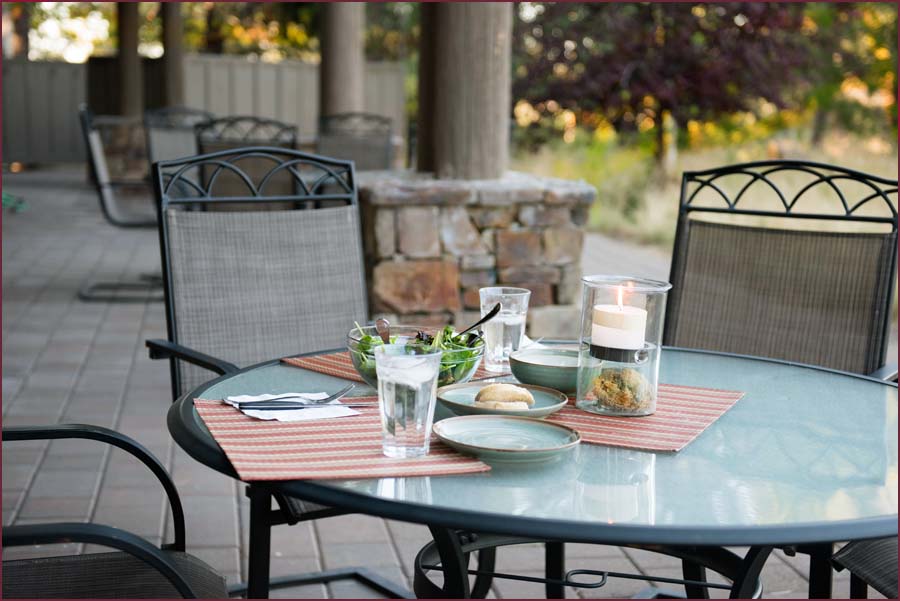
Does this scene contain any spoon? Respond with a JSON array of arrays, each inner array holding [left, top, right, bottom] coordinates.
[[375, 317, 391, 344], [459, 302, 501, 336]]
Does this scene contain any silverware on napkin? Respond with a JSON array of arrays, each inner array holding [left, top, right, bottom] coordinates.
[[235, 384, 354, 410], [238, 401, 377, 411]]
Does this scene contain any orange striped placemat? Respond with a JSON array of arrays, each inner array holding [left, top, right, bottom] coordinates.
[[194, 397, 490, 481], [547, 384, 743, 452], [281, 351, 507, 382]]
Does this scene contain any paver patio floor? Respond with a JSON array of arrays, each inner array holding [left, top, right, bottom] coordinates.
[[2, 166, 884, 598]]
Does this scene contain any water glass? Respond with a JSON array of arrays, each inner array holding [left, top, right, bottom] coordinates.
[[479, 286, 531, 372], [374, 344, 443, 458]]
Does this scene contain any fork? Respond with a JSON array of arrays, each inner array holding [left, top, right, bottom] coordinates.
[[236, 384, 354, 410]]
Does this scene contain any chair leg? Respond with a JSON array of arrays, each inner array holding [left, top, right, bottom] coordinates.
[[805, 544, 834, 599], [545, 541, 566, 598], [246, 486, 272, 599], [237, 486, 412, 599], [849, 573, 868, 599]]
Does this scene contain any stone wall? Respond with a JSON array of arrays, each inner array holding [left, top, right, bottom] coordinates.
[[358, 171, 597, 337]]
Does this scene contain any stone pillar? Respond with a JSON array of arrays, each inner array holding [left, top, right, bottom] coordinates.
[[161, 2, 185, 106], [430, 3, 512, 180], [415, 3, 437, 172], [319, 2, 365, 118], [117, 2, 143, 116]]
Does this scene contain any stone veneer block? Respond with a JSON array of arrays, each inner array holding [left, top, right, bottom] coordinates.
[[364, 179, 475, 206], [460, 269, 496, 287], [440, 207, 489, 256], [471, 207, 516, 229], [528, 305, 581, 338], [374, 209, 396, 259], [460, 254, 496, 270], [462, 286, 482, 310], [518, 205, 571, 227], [372, 260, 460, 313], [397, 207, 440, 258], [477, 180, 545, 205], [518, 283, 553, 307], [543, 227, 584, 265], [496, 230, 541, 268], [557, 264, 583, 305], [543, 177, 597, 205], [498, 265, 561, 284]]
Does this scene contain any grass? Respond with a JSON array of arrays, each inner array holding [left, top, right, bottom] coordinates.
[[512, 128, 899, 249]]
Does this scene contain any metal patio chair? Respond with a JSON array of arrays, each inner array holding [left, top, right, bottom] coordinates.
[[317, 112, 394, 171], [144, 146, 409, 598], [832, 537, 898, 599], [2, 424, 227, 599], [144, 106, 214, 166], [663, 160, 898, 599], [77, 105, 164, 303], [195, 116, 300, 209]]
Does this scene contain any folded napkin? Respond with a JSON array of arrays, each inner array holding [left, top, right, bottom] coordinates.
[[223, 392, 360, 423]]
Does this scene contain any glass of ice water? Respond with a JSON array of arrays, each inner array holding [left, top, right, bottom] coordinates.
[[479, 287, 531, 372], [374, 344, 443, 458]]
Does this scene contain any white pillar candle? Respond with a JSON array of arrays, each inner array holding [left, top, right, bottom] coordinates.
[[591, 304, 647, 350]]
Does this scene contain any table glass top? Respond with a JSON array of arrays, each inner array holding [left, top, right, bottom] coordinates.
[[199, 349, 898, 531]]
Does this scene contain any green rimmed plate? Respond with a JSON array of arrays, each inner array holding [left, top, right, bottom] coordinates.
[[437, 382, 568, 418], [433, 415, 580, 462]]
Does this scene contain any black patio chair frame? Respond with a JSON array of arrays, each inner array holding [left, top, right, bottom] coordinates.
[[195, 115, 298, 149], [661, 159, 898, 599], [2, 424, 206, 598], [666, 159, 898, 379], [145, 146, 410, 599], [317, 112, 394, 171], [143, 105, 214, 165], [77, 105, 164, 303]]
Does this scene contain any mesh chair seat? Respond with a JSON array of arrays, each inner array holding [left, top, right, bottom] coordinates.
[[833, 538, 899, 599], [667, 220, 896, 374], [664, 161, 898, 376], [2, 551, 227, 599]]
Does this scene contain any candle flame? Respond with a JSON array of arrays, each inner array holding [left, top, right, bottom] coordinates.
[[617, 286, 624, 310]]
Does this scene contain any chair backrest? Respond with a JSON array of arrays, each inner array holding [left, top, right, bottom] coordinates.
[[153, 147, 368, 399], [665, 161, 898, 375], [78, 105, 154, 227], [194, 116, 299, 202], [144, 106, 214, 165], [317, 112, 393, 171]]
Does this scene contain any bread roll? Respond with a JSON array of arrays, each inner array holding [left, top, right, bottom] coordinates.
[[474, 400, 531, 411], [475, 383, 535, 406]]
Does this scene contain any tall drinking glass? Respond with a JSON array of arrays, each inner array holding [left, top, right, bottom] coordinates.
[[374, 344, 442, 458], [479, 287, 531, 372]]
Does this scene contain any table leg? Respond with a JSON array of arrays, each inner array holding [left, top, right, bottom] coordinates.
[[428, 527, 472, 598], [730, 546, 772, 599], [247, 486, 272, 599], [545, 542, 566, 598], [805, 544, 834, 599], [682, 559, 710, 598]]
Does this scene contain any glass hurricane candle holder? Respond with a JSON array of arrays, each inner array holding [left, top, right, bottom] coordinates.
[[576, 276, 672, 416]]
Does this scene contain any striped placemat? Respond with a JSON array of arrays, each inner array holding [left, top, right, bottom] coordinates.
[[547, 384, 743, 452], [281, 351, 506, 382], [194, 397, 491, 481]]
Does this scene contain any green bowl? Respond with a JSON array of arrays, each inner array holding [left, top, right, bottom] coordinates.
[[347, 325, 484, 389], [509, 348, 579, 393]]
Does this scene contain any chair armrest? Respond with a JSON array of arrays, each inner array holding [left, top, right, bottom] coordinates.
[[3, 522, 197, 598], [3, 424, 185, 552], [868, 363, 898, 382], [146, 339, 239, 376]]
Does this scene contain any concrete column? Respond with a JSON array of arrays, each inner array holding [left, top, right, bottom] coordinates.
[[431, 3, 512, 180], [161, 2, 185, 106], [117, 2, 143, 116], [319, 2, 365, 118], [415, 3, 437, 172]]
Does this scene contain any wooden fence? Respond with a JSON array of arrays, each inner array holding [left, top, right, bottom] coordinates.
[[2, 54, 406, 164]]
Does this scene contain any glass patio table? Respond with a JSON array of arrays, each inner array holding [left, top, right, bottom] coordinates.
[[168, 346, 898, 598]]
